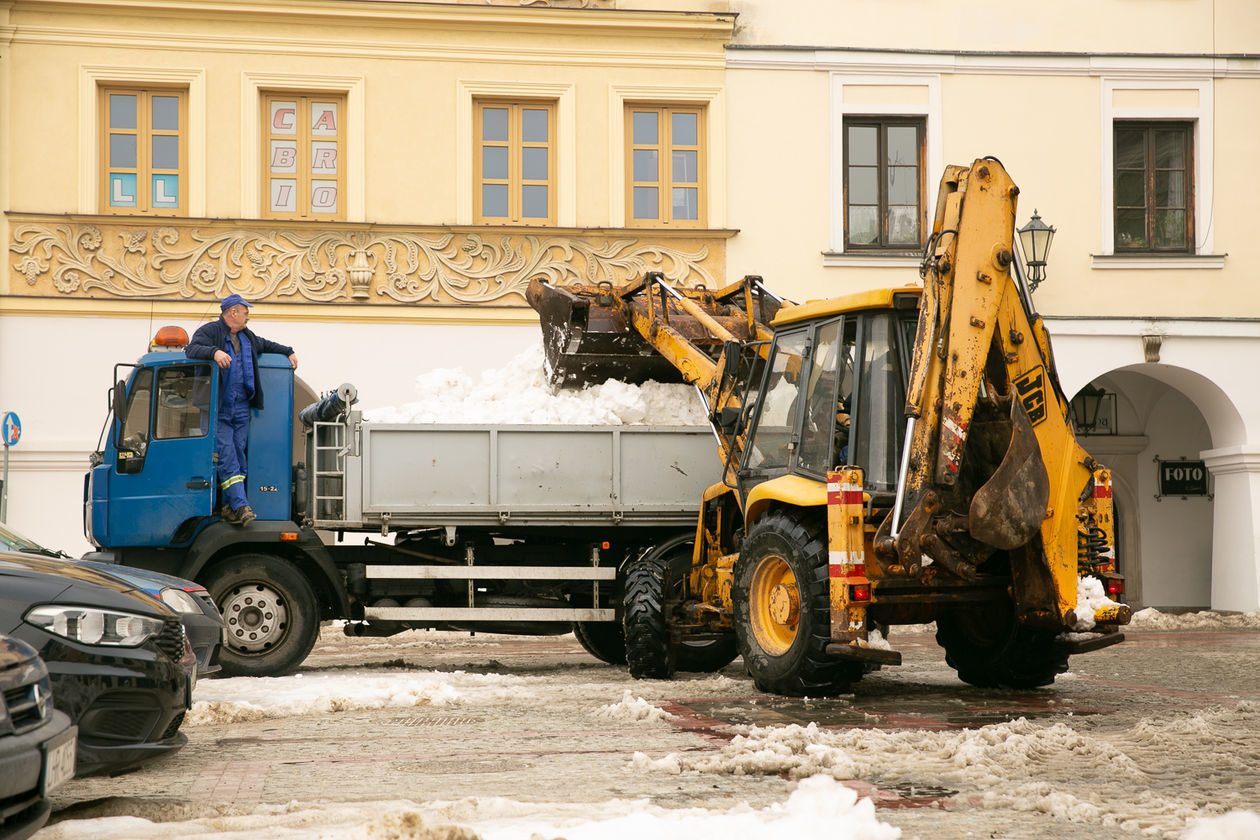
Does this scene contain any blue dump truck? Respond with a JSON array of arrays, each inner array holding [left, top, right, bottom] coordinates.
[[83, 326, 723, 678]]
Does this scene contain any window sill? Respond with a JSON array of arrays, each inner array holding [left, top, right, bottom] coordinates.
[[822, 251, 922, 268], [1090, 254, 1226, 270]]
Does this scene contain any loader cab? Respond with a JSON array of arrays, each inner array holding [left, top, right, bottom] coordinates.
[[737, 291, 918, 503]]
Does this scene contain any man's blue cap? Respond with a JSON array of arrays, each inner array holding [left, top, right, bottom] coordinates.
[[221, 293, 253, 311]]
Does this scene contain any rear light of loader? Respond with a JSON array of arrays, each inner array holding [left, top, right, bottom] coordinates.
[[1106, 578, 1124, 596], [850, 583, 871, 602]]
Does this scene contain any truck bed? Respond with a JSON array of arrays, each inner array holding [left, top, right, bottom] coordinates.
[[310, 418, 720, 531]]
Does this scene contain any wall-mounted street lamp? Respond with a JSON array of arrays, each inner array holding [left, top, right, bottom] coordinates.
[[1070, 383, 1115, 436], [1017, 209, 1056, 293]]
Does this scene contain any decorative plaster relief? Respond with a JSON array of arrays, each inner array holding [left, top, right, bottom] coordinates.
[[9, 218, 721, 306]]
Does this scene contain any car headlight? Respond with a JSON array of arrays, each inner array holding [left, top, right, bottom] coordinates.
[[159, 587, 201, 615], [25, 605, 166, 647]]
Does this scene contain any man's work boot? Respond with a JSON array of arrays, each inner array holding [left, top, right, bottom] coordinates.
[[220, 505, 239, 524], [236, 505, 257, 526]]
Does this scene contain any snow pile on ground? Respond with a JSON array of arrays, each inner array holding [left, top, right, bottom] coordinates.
[[362, 343, 706, 426], [633, 702, 1260, 837], [1182, 810, 1260, 840], [595, 689, 676, 723], [1129, 607, 1260, 630], [38, 778, 900, 840], [186, 669, 535, 726]]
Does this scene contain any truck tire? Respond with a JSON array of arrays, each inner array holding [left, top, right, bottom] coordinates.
[[733, 512, 863, 697], [936, 604, 1069, 689], [622, 553, 674, 680], [653, 536, 738, 674], [573, 622, 626, 665], [203, 553, 321, 678]]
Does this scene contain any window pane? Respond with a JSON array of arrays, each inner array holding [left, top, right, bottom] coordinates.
[[1115, 209, 1146, 249], [672, 149, 698, 184], [887, 206, 919, 246], [887, 165, 917, 204], [482, 183, 508, 217], [270, 101, 298, 136], [745, 331, 808, 471], [110, 134, 137, 168], [110, 94, 137, 130], [633, 149, 658, 183], [672, 112, 698, 146], [1115, 171, 1145, 207], [848, 206, 878, 245], [848, 166, 877, 205], [154, 365, 211, 440], [632, 111, 658, 146], [152, 134, 178, 169], [310, 180, 338, 214], [847, 125, 877, 166], [1154, 130, 1185, 169], [482, 108, 509, 142], [522, 184, 548, 218], [522, 109, 548, 143], [270, 178, 297, 213], [311, 141, 338, 175], [270, 140, 298, 174], [1155, 171, 1184, 208], [1155, 210, 1187, 249], [522, 147, 548, 181], [483, 146, 508, 180], [633, 186, 658, 220], [151, 96, 179, 131], [151, 174, 179, 209], [1115, 130, 1145, 169], [109, 173, 138, 207], [797, 319, 843, 477], [672, 187, 698, 220], [885, 125, 917, 166], [310, 102, 338, 136]]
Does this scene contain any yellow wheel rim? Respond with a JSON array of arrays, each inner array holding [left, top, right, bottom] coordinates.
[[748, 552, 799, 657]]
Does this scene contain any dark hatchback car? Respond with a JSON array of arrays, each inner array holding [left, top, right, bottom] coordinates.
[[0, 634, 76, 840], [0, 522, 222, 677], [0, 552, 195, 777]]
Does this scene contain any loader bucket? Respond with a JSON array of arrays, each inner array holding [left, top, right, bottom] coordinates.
[[527, 279, 687, 387], [968, 397, 1051, 550]]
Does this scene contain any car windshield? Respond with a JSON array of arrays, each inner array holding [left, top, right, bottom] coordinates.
[[0, 522, 67, 557]]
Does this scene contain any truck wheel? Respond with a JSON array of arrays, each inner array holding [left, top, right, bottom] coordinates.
[[936, 604, 1069, 689], [733, 512, 863, 697], [203, 554, 320, 678], [653, 536, 738, 674], [622, 553, 674, 680], [573, 622, 626, 665]]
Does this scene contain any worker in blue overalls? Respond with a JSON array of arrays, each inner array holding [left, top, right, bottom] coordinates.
[[187, 294, 297, 526]]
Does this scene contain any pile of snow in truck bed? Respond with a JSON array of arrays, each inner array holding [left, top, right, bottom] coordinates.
[[362, 343, 708, 426]]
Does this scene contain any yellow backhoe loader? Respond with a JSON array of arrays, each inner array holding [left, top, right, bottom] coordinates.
[[527, 157, 1130, 696]]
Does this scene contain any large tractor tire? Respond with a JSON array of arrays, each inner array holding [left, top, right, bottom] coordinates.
[[573, 621, 626, 665], [733, 513, 864, 697], [654, 536, 738, 674], [936, 602, 1069, 689], [622, 552, 673, 679], [203, 553, 321, 678]]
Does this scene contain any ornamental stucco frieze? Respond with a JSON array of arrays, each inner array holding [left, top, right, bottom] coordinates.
[[8, 217, 725, 307]]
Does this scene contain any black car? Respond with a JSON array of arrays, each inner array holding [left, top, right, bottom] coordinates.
[[0, 522, 222, 677], [0, 552, 195, 776], [0, 633, 76, 840]]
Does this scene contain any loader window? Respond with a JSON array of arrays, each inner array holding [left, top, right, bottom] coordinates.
[[154, 365, 212, 440], [744, 330, 808, 472], [852, 314, 905, 491], [116, 367, 153, 473], [797, 319, 855, 477]]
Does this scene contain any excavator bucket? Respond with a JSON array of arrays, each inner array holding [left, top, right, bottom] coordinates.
[[526, 275, 783, 389], [526, 279, 687, 387], [968, 396, 1051, 550]]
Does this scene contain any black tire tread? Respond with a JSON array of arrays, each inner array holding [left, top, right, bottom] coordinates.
[[622, 555, 674, 680], [573, 621, 627, 665]]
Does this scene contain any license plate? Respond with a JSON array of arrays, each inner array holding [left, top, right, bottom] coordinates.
[[43, 729, 77, 795]]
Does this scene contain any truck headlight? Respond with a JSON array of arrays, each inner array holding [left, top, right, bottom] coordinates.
[[25, 605, 165, 647], [159, 587, 201, 615]]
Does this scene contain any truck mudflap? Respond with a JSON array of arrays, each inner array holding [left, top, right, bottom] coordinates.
[[823, 641, 903, 667]]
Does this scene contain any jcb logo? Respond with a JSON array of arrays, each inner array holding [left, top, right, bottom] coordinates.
[[1014, 367, 1047, 426]]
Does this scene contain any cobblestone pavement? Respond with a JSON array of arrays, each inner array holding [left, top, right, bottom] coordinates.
[[44, 624, 1260, 839]]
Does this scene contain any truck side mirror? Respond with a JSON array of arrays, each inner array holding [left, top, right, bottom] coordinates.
[[112, 380, 128, 427]]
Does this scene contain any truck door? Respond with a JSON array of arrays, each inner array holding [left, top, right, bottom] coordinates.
[[107, 363, 217, 545]]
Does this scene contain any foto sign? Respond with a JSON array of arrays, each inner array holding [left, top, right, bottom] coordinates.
[[1158, 459, 1209, 498]]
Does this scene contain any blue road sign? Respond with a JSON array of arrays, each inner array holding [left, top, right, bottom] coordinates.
[[2, 412, 20, 446]]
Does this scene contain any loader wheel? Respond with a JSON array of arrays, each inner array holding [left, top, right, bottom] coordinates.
[[203, 553, 320, 678], [936, 603, 1069, 689], [573, 621, 626, 665], [653, 536, 738, 674], [733, 513, 864, 697], [622, 552, 674, 680]]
